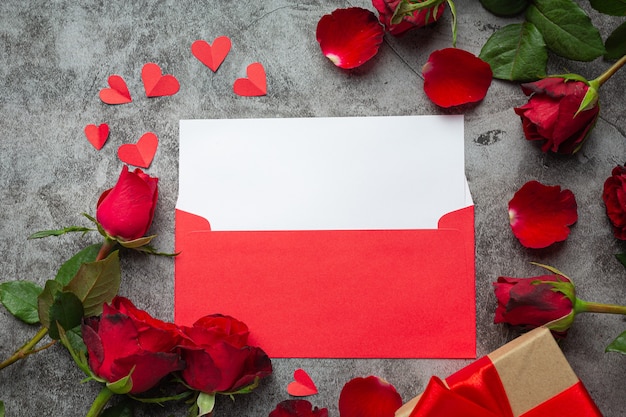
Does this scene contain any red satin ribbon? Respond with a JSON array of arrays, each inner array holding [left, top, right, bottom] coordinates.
[[409, 356, 603, 417]]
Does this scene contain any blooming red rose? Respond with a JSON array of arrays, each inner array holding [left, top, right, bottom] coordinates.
[[372, 0, 445, 36], [81, 296, 184, 394], [316, 7, 384, 69], [269, 400, 329, 417], [96, 165, 158, 241], [508, 180, 577, 249], [494, 274, 576, 336], [603, 165, 626, 240], [338, 376, 402, 417], [179, 314, 272, 394], [422, 48, 493, 108], [514, 77, 600, 154]]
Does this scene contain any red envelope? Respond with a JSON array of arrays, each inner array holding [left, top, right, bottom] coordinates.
[[174, 116, 475, 358]]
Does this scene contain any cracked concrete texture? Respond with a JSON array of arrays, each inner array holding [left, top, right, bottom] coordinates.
[[1, 1, 625, 416]]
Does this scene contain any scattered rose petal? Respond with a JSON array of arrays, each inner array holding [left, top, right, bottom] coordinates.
[[269, 400, 328, 417], [338, 376, 402, 417], [602, 165, 626, 240], [316, 7, 384, 69], [508, 180, 578, 248], [422, 48, 493, 108]]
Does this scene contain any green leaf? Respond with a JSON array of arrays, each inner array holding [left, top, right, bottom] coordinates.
[[480, 0, 529, 16], [197, 392, 216, 417], [55, 243, 102, 286], [0, 400, 5, 417], [605, 21, 626, 59], [0, 281, 43, 324], [38, 279, 63, 329], [616, 253, 626, 268], [58, 324, 93, 377], [28, 226, 94, 240], [48, 292, 84, 340], [526, 0, 606, 61], [589, 0, 626, 15], [606, 330, 626, 354], [479, 22, 547, 81], [64, 251, 121, 318]]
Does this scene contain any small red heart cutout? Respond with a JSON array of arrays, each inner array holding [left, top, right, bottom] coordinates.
[[99, 75, 132, 105], [117, 132, 158, 168], [287, 369, 318, 397], [84, 123, 110, 150], [141, 63, 180, 97], [191, 37, 231, 72], [233, 62, 267, 97]]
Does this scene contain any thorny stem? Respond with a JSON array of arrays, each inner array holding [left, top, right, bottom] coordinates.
[[0, 326, 50, 370]]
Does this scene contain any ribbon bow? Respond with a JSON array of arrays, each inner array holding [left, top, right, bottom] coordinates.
[[409, 356, 603, 417]]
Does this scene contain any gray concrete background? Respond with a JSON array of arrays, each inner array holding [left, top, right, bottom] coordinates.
[[1, 0, 625, 416]]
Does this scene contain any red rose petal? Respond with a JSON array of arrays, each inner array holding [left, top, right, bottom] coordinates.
[[338, 376, 402, 417], [316, 8, 384, 69], [508, 180, 578, 248], [422, 48, 493, 108], [269, 400, 328, 417]]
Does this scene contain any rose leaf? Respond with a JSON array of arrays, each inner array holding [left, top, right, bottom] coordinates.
[[0, 281, 43, 324]]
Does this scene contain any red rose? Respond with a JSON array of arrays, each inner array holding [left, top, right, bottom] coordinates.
[[269, 400, 329, 417], [514, 77, 599, 154], [81, 296, 184, 394], [603, 165, 626, 240], [493, 275, 576, 336], [180, 314, 272, 394], [372, 0, 445, 36], [96, 165, 158, 241]]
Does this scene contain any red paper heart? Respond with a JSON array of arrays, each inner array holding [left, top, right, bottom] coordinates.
[[99, 75, 132, 105], [117, 132, 158, 168], [233, 62, 267, 97], [141, 63, 180, 97], [287, 369, 318, 397], [84, 123, 110, 150], [191, 37, 231, 72]]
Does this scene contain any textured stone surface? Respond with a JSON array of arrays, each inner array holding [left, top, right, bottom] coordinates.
[[1, 1, 625, 416]]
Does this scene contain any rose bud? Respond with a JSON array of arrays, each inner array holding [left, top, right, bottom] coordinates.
[[602, 165, 626, 240], [493, 273, 576, 337], [179, 314, 272, 394], [269, 400, 329, 417], [513, 77, 600, 154], [372, 0, 445, 36], [96, 165, 158, 241], [81, 296, 185, 394]]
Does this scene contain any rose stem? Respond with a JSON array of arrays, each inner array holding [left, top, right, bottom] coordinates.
[[85, 386, 115, 417], [0, 326, 50, 370], [594, 54, 626, 87]]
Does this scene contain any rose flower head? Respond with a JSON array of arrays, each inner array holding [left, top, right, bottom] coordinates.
[[494, 271, 577, 337], [603, 164, 626, 240], [96, 165, 158, 242], [422, 48, 493, 108], [514, 76, 600, 154], [179, 314, 272, 395], [508, 180, 577, 249], [316, 7, 384, 69], [81, 296, 184, 394], [338, 375, 402, 417], [372, 0, 446, 36], [270, 400, 329, 417]]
